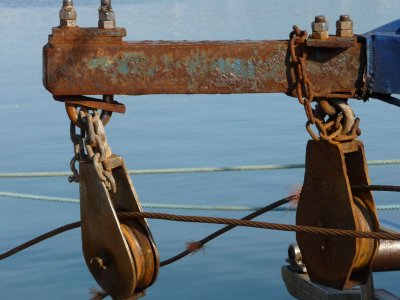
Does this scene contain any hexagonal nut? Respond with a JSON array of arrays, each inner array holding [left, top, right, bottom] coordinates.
[[312, 30, 329, 40], [99, 11, 115, 21], [60, 19, 77, 27], [59, 9, 77, 20], [336, 20, 353, 30], [98, 20, 116, 29], [336, 29, 353, 37], [312, 21, 329, 32]]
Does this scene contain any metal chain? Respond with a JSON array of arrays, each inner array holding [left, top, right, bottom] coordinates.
[[289, 26, 315, 124], [68, 109, 116, 193], [289, 26, 361, 144], [69, 122, 85, 183]]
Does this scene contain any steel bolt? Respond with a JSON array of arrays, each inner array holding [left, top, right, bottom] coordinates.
[[312, 15, 329, 40], [98, 0, 116, 29], [59, 0, 77, 27], [336, 15, 353, 37], [90, 256, 107, 270]]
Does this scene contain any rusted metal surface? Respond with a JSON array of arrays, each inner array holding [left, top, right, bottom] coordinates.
[[80, 160, 136, 298], [77, 108, 159, 298], [55, 95, 126, 113], [306, 36, 357, 48], [43, 27, 365, 97], [296, 140, 379, 290], [80, 155, 159, 298]]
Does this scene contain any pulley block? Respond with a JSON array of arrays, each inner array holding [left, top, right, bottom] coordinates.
[[296, 140, 379, 290], [79, 154, 159, 299]]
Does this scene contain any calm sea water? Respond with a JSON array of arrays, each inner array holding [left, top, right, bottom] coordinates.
[[0, 1, 399, 299]]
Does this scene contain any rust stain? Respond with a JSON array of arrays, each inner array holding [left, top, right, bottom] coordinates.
[[43, 28, 365, 97]]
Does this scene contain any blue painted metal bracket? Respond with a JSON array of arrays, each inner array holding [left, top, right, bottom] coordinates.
[[362, 19, 400, 95]]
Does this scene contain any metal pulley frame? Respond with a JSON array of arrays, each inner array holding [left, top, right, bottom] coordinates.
[[296, 140, 379, 290], [79, 156, 159, 299], [68, 106, 159, 299]]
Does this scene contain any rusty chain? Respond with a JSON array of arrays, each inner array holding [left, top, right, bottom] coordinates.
[[289, 26, 361, 144], [68, 109, 116, 193], [289, 26, 314, 124]]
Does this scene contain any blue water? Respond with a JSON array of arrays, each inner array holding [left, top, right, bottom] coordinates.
[[1, 1, 400, 299]]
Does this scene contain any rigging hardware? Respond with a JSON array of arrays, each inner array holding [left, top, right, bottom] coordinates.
[[41, 2, 400, 298]]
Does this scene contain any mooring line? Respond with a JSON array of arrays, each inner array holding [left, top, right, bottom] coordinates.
[[0, 159, 399, 178], [0, 190, 400, 212], [1, 190, 400, 211]]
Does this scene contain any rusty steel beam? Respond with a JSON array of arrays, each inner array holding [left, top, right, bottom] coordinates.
[[43, 27, 366, 97]]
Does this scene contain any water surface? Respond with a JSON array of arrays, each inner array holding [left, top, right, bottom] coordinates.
[[1, 1, 399, 299]]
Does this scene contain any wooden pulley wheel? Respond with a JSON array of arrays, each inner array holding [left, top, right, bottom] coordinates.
[[120, 219, 160, 292]]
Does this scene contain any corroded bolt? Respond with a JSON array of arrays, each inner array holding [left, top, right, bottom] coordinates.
[[312, 15, 329, 40], [99, 0, 116, 29], [59, 0, 77, 27], [90, 256, 107, 270], [336, 15, 353, 37]]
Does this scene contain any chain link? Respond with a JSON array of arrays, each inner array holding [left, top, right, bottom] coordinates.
[[289, 26, 361, 144], [68, 109, 116, 193]]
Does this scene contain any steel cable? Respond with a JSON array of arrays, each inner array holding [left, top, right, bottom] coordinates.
[[2, 196, 400, 265], [0, 222, 81, 261], [0, 196, 293, 262], [119, 212, 400, 241], [159, 195, 296, 266], [352, 185, 400, 192]]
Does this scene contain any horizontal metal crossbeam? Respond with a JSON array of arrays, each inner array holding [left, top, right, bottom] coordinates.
[[43, 27, 365, 97]]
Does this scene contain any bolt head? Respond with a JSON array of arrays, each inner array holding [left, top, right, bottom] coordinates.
[[90, 256, 107, 270], [336, 20, 353, 30], [99, 20, 116, 29], [312, 21, 329, 32], [312, 31, 329, 40], [336, 29, 353, 37]]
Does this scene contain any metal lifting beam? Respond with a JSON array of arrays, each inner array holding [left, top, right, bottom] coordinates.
[[43, 27, 365, 98]]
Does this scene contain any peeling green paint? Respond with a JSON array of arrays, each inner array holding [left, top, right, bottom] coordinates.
[[88, 57, 109, 70], [212, 58, 256, 79]]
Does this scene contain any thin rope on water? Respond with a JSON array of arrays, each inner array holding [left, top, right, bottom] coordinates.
[[0, 159, 399, 178], [0, 191, 399, 211]]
